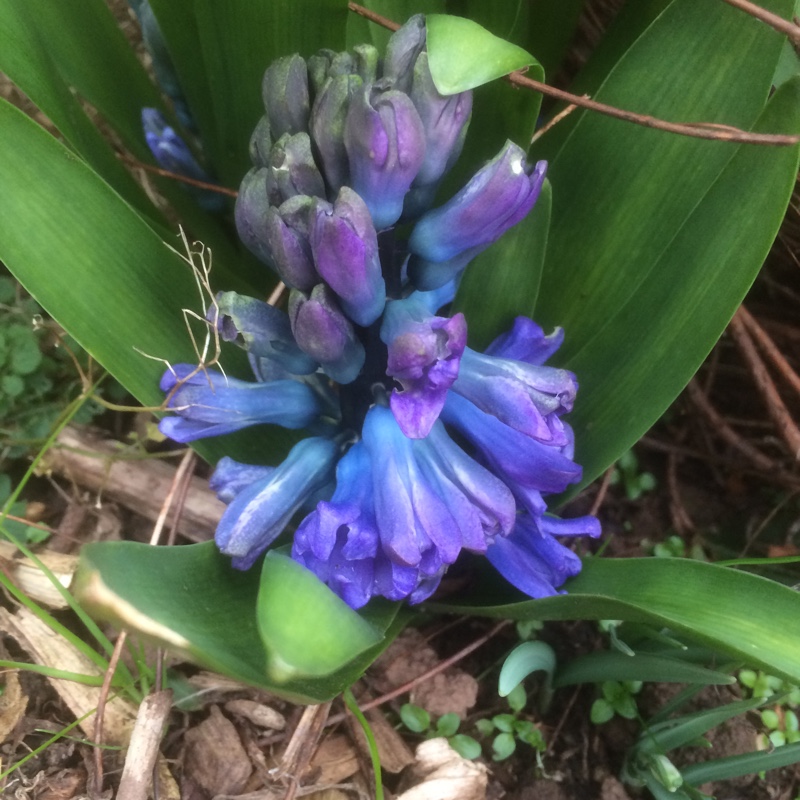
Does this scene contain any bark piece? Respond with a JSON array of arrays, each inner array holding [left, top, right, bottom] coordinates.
[[117, 689, 174, 800], [183, 705, 253, 797], [0, 671, 28, 744], [225, 699, 286, 731], [0, 606, 137, 745], [46, 426, 226, 541]]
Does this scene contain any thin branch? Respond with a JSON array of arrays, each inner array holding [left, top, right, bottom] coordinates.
[[729, 311, 800, 459], [117, 152, 238, 196], [720, 0, 800, 45], [506, 71, 800, 146], [348, 1, 800, 147]]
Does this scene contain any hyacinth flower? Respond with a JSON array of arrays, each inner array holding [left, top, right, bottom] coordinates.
[[141, 108, 226, 213], [158, 364, 323, 443], [159, 15, 600, 609]]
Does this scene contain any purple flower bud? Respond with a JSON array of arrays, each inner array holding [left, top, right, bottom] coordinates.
[[309, 187, 386, 327], [383, 14, 426, 93], [288, 285, 366, 384], [248, 115, 272, 167], [308, 49, 356, 96], [263, 195, 318, 290], [409, 143, 548, 290], [380, 292, 467, 438], [353, 44, 379, 84], [216, 436, 339, 570], [235, 167, 274, 266], [404, 52, 472, 216], [264, 132, 326, 206], [213, 291, 318, 375], [344, 82, 426, 230], [158, 364, 322, 443], [142, 108, 225, 213], [486, 513, 601, 599], [310, 73, 362, 194], [261, 54, 310, 138]]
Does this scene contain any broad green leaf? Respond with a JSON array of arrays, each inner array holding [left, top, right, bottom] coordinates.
[[426, 14, 539, 94], [564, 77, 800, 486], [0, 0, 156, 217], [0, 100, 291, 466], [506, 0, 799, 486], [454, 180, 551, 349], [11, 0, 161, 158], [430, 557, 800, 685], [74, 541, 403, 702]]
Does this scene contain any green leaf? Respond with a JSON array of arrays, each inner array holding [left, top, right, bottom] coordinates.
[[498, 641, 556, 698], [74, 541, 403, 702], [430, 557, 800, 685], [524, 0, 799, 486], [436, 712, 461, 737], [554, 651, 735, 689], [449, 733, 482, 760], [0, 99, 290, 466], [400, 703, 431, 733], [426, 14, 539, 94], [256, 551, 388, 681], [591, 698, 615, 725], [492, 731, 516, 760], [681, 741, 800, 786]]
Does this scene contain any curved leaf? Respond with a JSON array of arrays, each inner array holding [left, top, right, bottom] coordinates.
[[426, 14, 539, 94], [430, 557, 800, 685], [498, 641, 556, 697], [74, 541, 403, 702]]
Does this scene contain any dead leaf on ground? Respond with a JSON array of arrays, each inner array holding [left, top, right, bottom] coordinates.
[[183, 705, 253, 797], [396, 737, 487, 800], [0, 671, 28, 745]]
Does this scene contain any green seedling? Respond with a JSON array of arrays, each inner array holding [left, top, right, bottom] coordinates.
[[610, 449, 657, 501], [399, 703, 481, 760], [474, 684, 546, 762], [591, 680, 643, 724]]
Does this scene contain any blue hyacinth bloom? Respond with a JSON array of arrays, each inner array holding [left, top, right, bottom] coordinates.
[[381, 291, 467, 438], [157, 15, 601, 610], [159, 364, 323, 442], [486, 513, 601, 598], [215, 437, 339, 570]]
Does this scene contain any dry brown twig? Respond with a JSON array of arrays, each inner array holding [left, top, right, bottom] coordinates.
[[729, 310, 800, 459]]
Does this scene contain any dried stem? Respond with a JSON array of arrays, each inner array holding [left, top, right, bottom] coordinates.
[[326, 620, 511, 727], [719, 0, 800, 45], [729, 310, 800, 459], [685, 378, 778, 472], [117, 152, 238, 196], [348, 1, 800, 146], [737, 305, 800, 401]]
